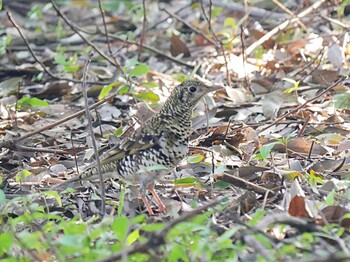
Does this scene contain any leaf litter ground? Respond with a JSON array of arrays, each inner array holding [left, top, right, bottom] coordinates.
[[0, 0, 350, 261]]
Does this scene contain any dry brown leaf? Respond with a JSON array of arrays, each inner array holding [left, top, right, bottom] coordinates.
[[274, 137, 327, 155], [249, 29, 275, 49], [288, 195, 312, 218], [312, 69, 339, 86], [321, 206, 350, 227], [170, 33, 190, 57]]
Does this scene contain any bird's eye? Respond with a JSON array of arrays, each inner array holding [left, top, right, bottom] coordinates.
[[188, 86, 197, 93]]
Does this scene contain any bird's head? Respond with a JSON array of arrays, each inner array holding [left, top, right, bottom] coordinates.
[[172, 80, 219, 108]]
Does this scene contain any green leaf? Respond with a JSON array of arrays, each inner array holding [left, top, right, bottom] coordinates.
[[255, 142, 277, 160], [129, 63, 150, 77], [137, 164, 168, 173], [325, 189, 335, 205], [113, 216, 129, 242], [54, 53, 67, 65], [174, 177, 198, 185], [131, 214, 146, 224], [186, 154, 205, 164], [56, 234, 86, 248], [134, 91, 160, 103], [43, 191, 62, 207], [0, 232, 13, 256], [118, 187, 125, 217], [142, 82, 158, 88], [0, 0, 2, 10], [127, 229, 139, 245], [284, 79, 299, 94], [17, 95, 49, 110], [247, 209, 266, 226], [18, 231, 43, 250], [142, 223, 164, 232], [117, 85, 129, 95], [211, 7, 223, 18], [5, 35, 12, 45], [214, 181, 230, 189], [62, 222, 86, 235], [224, 17, 236, 29], [115, 127, 124, 137], [98, 81, 120, 100], [15, 169, 31, 183], [334, 92, 350, 109], [26, 97, 49, 107], [124, 58, 139, 68], [168, 244, 188, 262]]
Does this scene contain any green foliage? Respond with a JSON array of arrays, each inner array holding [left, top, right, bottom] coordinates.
[[55, 19, 64, 40], [0, 34, 11, 57], [174, 177, 198, 185], [165, 212, 241, 261], [54, 53, 81, 73], [306, 170, 324, 187], [253, 45, 265, 60], [114, 126, 124, 137], [1, 192, 349, 261], [97, 60, 159, 103], [16, 95, 49, 111], [134, 91, 159, 103], [98, 81, 121, 100], [186, 154, 205, 164], [27, 5, 43, 21], [324, 189, 336, 206], [117, 186, 125, 216], [334, 92, 350, 109], [15, 169, 31, 183], [283, 79, 300, 94], [254, 142, 278, 161], [219, 17, 238, 49], [211, 7, 223, 18], [128, 63, 150, 77]]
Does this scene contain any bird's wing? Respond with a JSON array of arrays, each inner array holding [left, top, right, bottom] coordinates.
[[99, 125, 161, 164]]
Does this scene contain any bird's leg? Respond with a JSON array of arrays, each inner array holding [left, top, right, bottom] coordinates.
[[147, 184, 167, 213], [140, 194, 154, 216]]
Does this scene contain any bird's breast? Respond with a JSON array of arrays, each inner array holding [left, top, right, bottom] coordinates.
[[116, 133, 189, 183]]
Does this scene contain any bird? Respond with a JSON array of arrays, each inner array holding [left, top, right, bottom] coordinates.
[[56, 80, 219, 215]]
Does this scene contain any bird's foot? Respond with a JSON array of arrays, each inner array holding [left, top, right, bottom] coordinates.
[[147, 184, 167, 213], [140, 195, 155, 216], [139, 185, 167, 215]]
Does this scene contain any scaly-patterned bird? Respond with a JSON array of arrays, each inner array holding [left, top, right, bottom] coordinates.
[[57, 80, 219, 215]]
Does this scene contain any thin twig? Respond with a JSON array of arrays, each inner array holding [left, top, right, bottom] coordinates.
[[108, 35, 194, 69], [6, 10, 109, 85], [97, 0, 122, 72], [142, 4, 190, 34], [271, 0, 307, 31], [245, 0, 326, 56], [6, 145, 69, 155], [81, 52, 106, 214], [203, 0, 289, 20], [138, 0, 147, 60], [259, 76, 346, 133], [200, 0, 231, 86], [0, 92, 120, 149], [160, 7, 217, 46], [50, 0, 123, 72]]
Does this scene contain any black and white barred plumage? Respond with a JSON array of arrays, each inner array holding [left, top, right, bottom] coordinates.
[[59, 80, 217, 190]]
